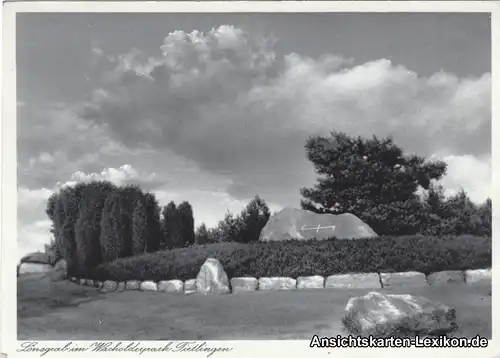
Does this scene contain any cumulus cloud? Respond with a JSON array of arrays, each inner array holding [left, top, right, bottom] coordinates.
[[55, 164, 165, 190], [18, 187, 54, 207], [438, 154, 491, 203], [74, 25, 490, 205]]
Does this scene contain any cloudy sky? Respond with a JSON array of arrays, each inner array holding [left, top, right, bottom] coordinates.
[[17, 13, 491, 258]]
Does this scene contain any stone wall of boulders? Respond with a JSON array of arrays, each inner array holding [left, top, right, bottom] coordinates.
[[67, 257, 491, 295]]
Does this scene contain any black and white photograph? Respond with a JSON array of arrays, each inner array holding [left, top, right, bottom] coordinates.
[[2, 1, 496, 349]]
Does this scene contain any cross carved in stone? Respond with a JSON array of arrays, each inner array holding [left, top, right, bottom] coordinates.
[[300, 224, 336, 233]]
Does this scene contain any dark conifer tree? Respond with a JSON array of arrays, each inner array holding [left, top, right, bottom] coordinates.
[[177, 201, 195, 247]]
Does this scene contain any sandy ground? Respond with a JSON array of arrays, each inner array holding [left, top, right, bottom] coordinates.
[[18, 274, 491, 340]]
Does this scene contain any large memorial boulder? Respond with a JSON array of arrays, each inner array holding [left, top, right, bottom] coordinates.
[[259, 207, 377, 241], [342, 291, 456, 337], [196, 258, 230, 294]]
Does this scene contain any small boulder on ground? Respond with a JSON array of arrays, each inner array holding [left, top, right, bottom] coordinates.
[[342, 291, 457, 337], [465, 269, 491, 285], [258, 277, 296, 290], [102, 280, 118, 292], [196, 258, 230, 294], [125, 280, 141, 290], [230, 277, 259, 293], [140, 280, 158, 292], [157, 280, 184, 293], [326, 273, 381, 289], [427, 271, 465, 286], [297, 276, 325, 289], [380, 271, 427, 288]]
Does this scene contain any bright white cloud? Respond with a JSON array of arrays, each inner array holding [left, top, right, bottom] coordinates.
[[56, 164, 160, 189], [17, 187, 53, 206], [439, 154, 491, 203]]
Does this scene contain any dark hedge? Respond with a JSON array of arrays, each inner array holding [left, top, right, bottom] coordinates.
[[84, 235, 491, 282]]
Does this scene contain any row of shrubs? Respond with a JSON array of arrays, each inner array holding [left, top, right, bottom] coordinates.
[[84, 235, 492, 282]]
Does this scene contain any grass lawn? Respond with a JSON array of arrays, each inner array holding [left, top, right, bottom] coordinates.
[[18, 274, 491, 340]]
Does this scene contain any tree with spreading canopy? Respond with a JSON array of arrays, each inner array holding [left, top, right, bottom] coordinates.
[[238, 195, 271, 243], [300, 132, 447, 235]]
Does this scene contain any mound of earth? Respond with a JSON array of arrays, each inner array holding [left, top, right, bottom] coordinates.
[[20, 251, 57, 266], [259, 207, 377, 241]]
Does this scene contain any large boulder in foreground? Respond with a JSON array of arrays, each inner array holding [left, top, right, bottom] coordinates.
[[342, 291, 456, 337], [196, 258, 230, 294], [259, 207, 377, 241]]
